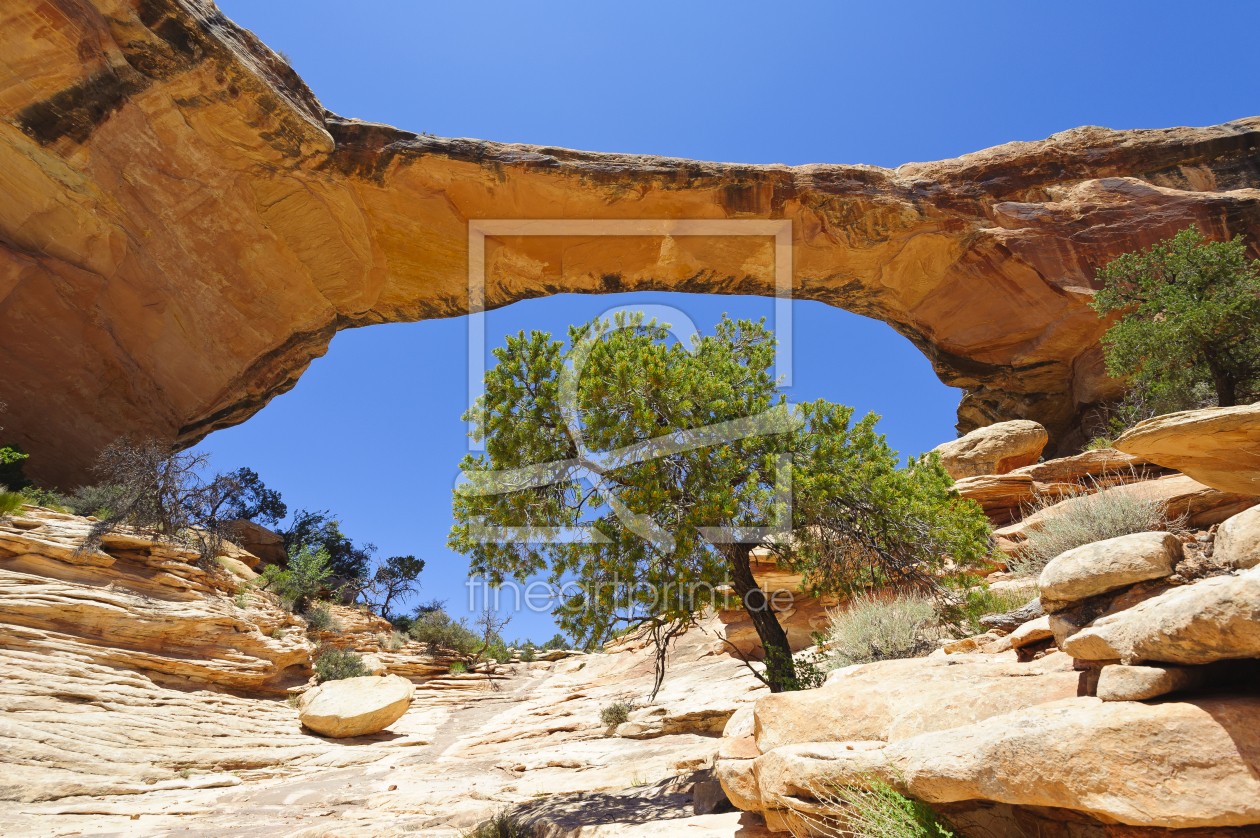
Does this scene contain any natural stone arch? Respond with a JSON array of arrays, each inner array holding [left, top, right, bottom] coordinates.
[[1, 0, 1259, 486]]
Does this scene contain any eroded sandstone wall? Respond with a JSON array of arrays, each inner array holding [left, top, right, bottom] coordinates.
[[2, 0, 1258, 486]]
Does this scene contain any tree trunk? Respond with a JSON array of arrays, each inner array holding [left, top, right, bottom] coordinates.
[[1204, 347, 1238, 407], [724, 542, 797, 692]]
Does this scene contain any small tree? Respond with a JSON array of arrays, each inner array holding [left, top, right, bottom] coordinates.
[[78, 438, 241, 561], [258, 543, 334, 613], [1091, 225, 1260, 408], [280, 509, 374, 581], [358, 554, 426, 620], [450, 314, 990, 693]]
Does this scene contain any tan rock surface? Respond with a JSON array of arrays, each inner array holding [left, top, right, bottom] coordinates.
[[1218, 505, 1260, 569], [1060, 566, 1260, 665], [745, 695, 1260, 828], [0, 508, 772, 835], [1115, 403, 1260, 496], [932, 420, 1049, 479], [1038, 531, 1182, 609], [3, 1, 1260, 485], [298, 675, 413, 738], [753, 652, 1082, 753], [1096, 663, 1207, 701]]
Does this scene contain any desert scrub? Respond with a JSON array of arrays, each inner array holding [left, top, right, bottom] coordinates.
[[286, 693, 301, 708], [823, 593, 941, 670], [787, 773, 954, 838], [599, 699, 633, 727], [460, 808, 528, 838], [1009, 477, 1186, 578], [0, 486, 24, 518], [271, 627, 287, 640], [303, 603, 338, 633], [943, 579, 1038, 636], [449, 661, 468, 674], [313, 644, 368, 682], [378, 630, 405, 652], [409, 606, 480, 655], [19, 486, 71, 512]]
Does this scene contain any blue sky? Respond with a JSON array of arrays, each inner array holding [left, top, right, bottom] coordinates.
[[201, 0, 1258, 641]]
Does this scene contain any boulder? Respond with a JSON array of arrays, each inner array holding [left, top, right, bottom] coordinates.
[[1038, 532, 1182, 610], [1008, 615, 1054, 649], [742, 695, 1260, 828], [226, 520, 287, 568], [1096, 663, 1207, 701], [1060, 567, 1260, 665], [1217, 505, 1260, 570], [298, 675, 413, 738], [1114, 402, 1260, 497], [752, 653, 1081, 753], [932, 420, 1048, 479], [360, 654, 386, 676]]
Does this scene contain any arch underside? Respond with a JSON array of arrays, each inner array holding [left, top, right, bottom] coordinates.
[[1, 0, 1258, 486]]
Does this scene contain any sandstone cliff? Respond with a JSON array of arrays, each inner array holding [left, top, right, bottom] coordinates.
[[2, 0, 1258, 485]]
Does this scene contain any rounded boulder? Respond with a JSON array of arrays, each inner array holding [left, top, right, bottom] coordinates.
[[298, 674, 413, 738]]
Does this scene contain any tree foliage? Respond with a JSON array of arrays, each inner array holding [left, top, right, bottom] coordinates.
[[1091, 225, 1260, 407], [449, 313, 990, 693], [258, 543, 334, 613], [280, 509, 375, 581], [358, 554, 426, 620]]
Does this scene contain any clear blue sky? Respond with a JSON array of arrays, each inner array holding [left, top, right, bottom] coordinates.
[[200, 0, 1258, 642]]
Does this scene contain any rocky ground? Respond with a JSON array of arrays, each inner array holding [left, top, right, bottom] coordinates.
[[0, 507, 772, 837], [2, 408, 1259, 837]]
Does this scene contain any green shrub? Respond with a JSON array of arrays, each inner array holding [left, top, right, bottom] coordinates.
[[823, 593, 940, 670], [259, 544, 334, 612], [65, 484, 126, 519], [380, 631, 405, 652], [460, 808, 529, 838], [271, 627, 286, 639], [0, 487, 24, 518], [19, 486, 71, 512], [541, 633, 567, 651], [449, 661, 467, 674], [233, 588, 250, 609], [941, 578, 1038, 636], [1009, 479, 1185, 578], [408, 606, 479, 655], [518, 643, 535, 663], [600, 700, 633, 727], [303, 603, 338, 633], [312, 644, 368, 682], [788, 773, 954, 838]]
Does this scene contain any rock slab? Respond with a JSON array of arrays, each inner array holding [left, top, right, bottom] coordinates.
[[933, 420, 1048, 479], [1217, 505, 1260, 570], [1039, 531, 1182, 610], [298, 674, 414, 738], [1060, 566, 1260, 665], [1115, 403, 1260, 497]]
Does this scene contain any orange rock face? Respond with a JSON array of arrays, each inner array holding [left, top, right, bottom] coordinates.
[[1, 1, 1259, 486]]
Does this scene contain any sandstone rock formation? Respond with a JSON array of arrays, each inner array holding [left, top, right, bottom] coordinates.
[[1115, 403, 1260, 496], [1038, 531, 1182, 609], [298, 674, 413, 738], [1219, 504, 1260, 569], [932, 420, 1049, 479], [2, 1, 1259, 486], [1059, 566, 1260, 665]]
